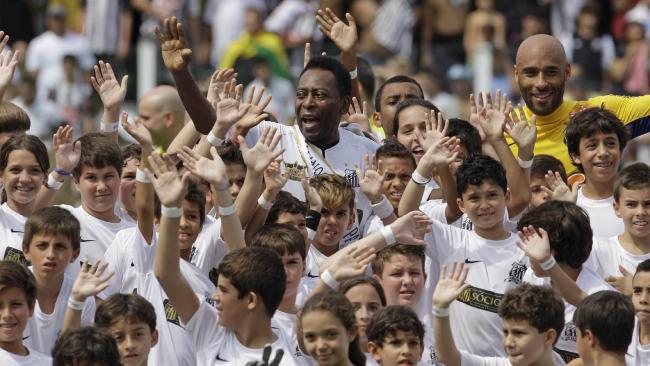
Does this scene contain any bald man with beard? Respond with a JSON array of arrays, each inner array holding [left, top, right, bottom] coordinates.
[[509, 34, 650, 175], [137, 85, 186, 151]]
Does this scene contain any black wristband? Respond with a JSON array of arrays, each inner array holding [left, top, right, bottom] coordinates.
[[306, 209, 321, 231]]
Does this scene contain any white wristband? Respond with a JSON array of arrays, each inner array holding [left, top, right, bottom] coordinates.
[[320, 269, 339, 289], [372, 196, 394, 220], [540, 256, 557, 271], [381, 226, 396, 246], [136, 168, 151, 183], [218, 204, 236, 217], [411, 170, 431, 185], [517, 156, 534, 169], [68, 298, 85, 311], [161, 206, 182, 218], [431, 306, 450, 318], [48, 173, 64, 190], [100, 122, 119, 133], [257, 195, 274, 210], [207, 131, 224, 147], [349, 68, 358, 80]]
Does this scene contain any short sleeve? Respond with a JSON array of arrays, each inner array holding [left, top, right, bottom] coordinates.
[[181, 296, 223, 352], [460, 350, 508, 366]]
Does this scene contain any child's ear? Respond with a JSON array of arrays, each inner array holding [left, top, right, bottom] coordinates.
[[456, 198, 466, 214], [72, 177, 80, 192], [613, 201, 622, 218], [247, 292, 257, 311], [505, 188, 511, 204], [544, 328, 557, 347], [151, 329, 159, 348], [367, 341, 382, 362], [165, 112, 175, 128], [70, 248, 80, 263], [570, 152, 581, 166]]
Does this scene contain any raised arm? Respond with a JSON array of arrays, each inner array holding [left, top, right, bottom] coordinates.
[[0, 32, 19, 100], [35, 126, 81, 209], [63, 260, 114, 333], [148, 153, 199, 322], [121, 112, 155, 243], [504, 104, 537, 181], [359, 155, 396, 225], [244, 161, 288, 244], [311, 245, 376, 295], [90, 61, 128, 142], [432, 262, 470, 366], [154, 16, 215, 134]]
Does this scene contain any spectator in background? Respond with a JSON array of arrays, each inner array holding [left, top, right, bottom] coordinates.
[[463, 0, 506, 62], [81, 0, 133, 64], [559, 6, 615, 94], [24, 5, 95, 104], [55, 55, 92, 129], [220, 7, 290, 86], [610, 21, 649, 96], [10, 77, 61, 139], [243, 56, 295, 124], [625, 0, 650, 38], [420, 0, 470, 76]]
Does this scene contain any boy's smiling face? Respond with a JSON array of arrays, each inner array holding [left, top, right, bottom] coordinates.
[[614, 186, 650, 239], [75, 165, 121, 216], [457, 181, 509, 231], [0, 286, 32, 350], [571, 132, 621, 185]]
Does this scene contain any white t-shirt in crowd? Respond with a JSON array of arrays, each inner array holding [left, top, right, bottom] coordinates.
[[305, 244, 329, 278], [114, 199, 137, 226], [0, 346, 52, 366], [295, 276, 319, 309], [523, 266, 613, 361], [425, 220, 528, 357], [245, 121, 378, 246], [189, 215, 227, 281], [627, 319, 650, 366], [59, 204, 135, 279], [272, 310, 312, 366], [585, 236, 650, 279], [576, 187, 623, 238], [0, 203, 29, 266], [182, 300, 299, 365], [24, 274, 96, 354], [459, 349, 565, 365]]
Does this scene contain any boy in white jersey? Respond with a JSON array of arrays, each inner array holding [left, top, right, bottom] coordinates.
[[22, 207, 95, 355], [627, 259, 650, 366], [565, 107, 629, 238], [0, 261, 51, 366], [518, 200, 612, 362], [586, 162, 650, 296], [366, 305, 425, 366], [52, 326, 122, 366], [432, 262, 565, 366], [149, 147, 298, 365]]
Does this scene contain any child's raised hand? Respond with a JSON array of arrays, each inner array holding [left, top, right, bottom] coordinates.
[[53, 125, 81, 174], [469, 93, 487, 142], [237, 84, 271, 130], [238, 127, 284, 175], [71, 259, 115, 302], [120, 112, 153, 147], [388, 211, 432, 246], [516, 226, 552, 264], [324, 245, 376, 282], [358, 155, 385, 204], [0, 43, 20, 96], [154, 16, 192, 71], [264, 160, 288, 197], [542, 170, 579, 203], [90, 60, 128, 111], [605, 266, 633, 296], [505, 105, 537, 155], [417, 110, 448, 152], [346, 97, 371, 131], [419, 136, 460, 172], [478, 90, 508, 142], [301, 173, 323, 212], [316, 8, 357, 52], [432, 262, 469, 308], [207, 68, 236, 103], [212, 79, 249, 133], [177, 146, 228, 189], [146, 153, 190, 207]]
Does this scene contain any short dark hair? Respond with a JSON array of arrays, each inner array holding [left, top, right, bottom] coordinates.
[[366, 305, 424, 346], [613, 162, 650, 202], [636, 259, 650, 276], [0, 260, 37, 308], [530, 155, 567, 183], [0, 134, 49, 179], [53, 327, 122, 366], [300, 290, 365, 366], [573, 291, 635, 353], [250, 223, 306, 260], [565, 107, 629, 171], [218, 247, 286, 317], [498, 284, 564, 344], [447, 118, 481, 156], [392, 99, 439, 137], [375, 138, 416, 171], [266, 191, 308, 226], [517, 201, 592, 269], [456, 154, 507, 196], [121, 143, 142, 164], [23, 206, 81, 252], [72, 132, 123, 180], [371, 244, 425, 277], [339, 277, 387, 307], [301, 55, 351, 100], [154, 181, 206, 225], [95, 294, 157, 333], [356, 56, 375, 98], [0, 101, 30, 133], [374, 75, 424, 113], [216, 142, 245, 166]]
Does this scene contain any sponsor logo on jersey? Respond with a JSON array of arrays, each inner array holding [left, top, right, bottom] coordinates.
[[457, 285, 503, 313], [163, 299, 181, 326], [4, 247, 29, 266]]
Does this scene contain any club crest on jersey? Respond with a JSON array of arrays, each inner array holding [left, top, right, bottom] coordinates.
[[505, 261, 527, 284], [562, 323, 577, 342], [3, 247, 29, 267], [344, 168, 359, 188], [284, 161, 307, 181], [164, 299, 181, 326]]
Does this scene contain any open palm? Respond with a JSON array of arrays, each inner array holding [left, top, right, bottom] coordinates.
[[154, 17, 192, 71]]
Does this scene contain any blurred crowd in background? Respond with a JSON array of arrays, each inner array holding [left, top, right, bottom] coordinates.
[[0, 0, 648, 159]]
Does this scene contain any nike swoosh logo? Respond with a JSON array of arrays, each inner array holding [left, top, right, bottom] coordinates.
[[22, 336, 29, 340], [306, 272, 320, 278], [10, 229, 23, 233], [80, 238, 95, 242], [465, 259, 481, 264], [215, 354, 229, 362]]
